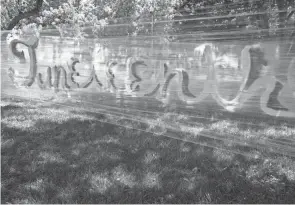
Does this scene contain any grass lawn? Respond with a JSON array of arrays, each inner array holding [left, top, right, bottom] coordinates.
[[1, 96, 295, 204]]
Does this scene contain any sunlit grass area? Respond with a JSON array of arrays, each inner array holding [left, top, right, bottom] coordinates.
[[1, 97, 295, 204]]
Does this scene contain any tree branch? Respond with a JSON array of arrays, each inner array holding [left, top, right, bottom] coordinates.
[[6, 0, 43, 30]]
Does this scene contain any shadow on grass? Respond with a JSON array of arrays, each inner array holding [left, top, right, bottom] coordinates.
[[1, 97, 295, 204]]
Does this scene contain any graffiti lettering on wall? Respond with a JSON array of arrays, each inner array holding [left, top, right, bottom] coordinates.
[[7, 36, 295, 118]]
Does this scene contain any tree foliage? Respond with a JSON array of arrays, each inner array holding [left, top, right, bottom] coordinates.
[[172, 0, 294, 41], [1, 0, 294, 40]]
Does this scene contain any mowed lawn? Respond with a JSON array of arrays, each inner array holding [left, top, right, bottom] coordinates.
[[1, 97, 295, 204]]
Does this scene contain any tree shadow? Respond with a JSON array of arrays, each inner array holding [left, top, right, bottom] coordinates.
[[1, 97, 295, 203]]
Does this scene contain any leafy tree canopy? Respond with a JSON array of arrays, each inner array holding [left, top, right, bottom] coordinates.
[[1, 0, 294, 40]]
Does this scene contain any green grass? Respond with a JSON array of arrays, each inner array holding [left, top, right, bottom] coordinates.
[[1, 97, 295, 204]]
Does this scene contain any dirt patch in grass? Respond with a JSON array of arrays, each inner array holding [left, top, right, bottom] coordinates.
[[1, 97, 295, 203]]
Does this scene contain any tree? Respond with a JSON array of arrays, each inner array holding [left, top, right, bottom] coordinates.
[[1, 0, 43, 30], [1, 0, 293, 41], [171, 0, 294, 41]]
